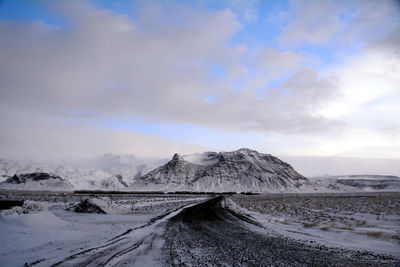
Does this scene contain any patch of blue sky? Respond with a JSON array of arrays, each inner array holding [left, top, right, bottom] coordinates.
[[88, 0, 133, 16], [295, 44, 337, 67], [205, 95, 217, 104], [0, 0, 67, 27], [208, 64, 227, 81], [293, 6, 366, 68], [232, 78, 246, 92], [294, 40, 364, 74], [282, 89, 292, 96], [228, 0, 291, 49], [267, 71, 293, 88]]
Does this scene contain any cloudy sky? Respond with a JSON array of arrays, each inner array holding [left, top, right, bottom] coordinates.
[[0, 0, 399, 174]]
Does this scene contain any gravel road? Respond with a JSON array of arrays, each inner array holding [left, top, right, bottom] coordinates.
[[163, 196, 400, 266]]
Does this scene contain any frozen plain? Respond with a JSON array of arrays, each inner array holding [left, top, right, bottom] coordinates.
[[0, 191, 399, 266]]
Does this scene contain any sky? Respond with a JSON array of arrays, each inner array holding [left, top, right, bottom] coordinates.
[[0, 0, 399, 175]]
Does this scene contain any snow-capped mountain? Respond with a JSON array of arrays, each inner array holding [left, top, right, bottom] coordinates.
[[0, 154, 165, 191], [311, 175, 400, 191], [136, 148, 311, 192]]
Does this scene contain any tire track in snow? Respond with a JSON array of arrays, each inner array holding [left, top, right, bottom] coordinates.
[[48, 202, 201, 267]]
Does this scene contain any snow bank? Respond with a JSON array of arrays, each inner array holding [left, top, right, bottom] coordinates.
[[1, 200, 47, 216]]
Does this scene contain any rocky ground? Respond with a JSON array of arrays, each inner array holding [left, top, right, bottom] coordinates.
[[163, 196, 399, 266]]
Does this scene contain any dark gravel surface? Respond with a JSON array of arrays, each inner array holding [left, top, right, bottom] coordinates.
[[163, 196, 400, 267]]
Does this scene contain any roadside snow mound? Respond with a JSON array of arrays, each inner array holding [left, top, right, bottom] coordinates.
[[1, 201, 47, 216], [74, 197, 122, 214]]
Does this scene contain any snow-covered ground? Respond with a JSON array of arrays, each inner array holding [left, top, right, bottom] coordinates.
[[0, 195, 207, 266], [228, 193, 400, 258], [0, 192, 399, 266]]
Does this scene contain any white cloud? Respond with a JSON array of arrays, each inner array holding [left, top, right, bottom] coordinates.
[[319, 50, 400, 131]]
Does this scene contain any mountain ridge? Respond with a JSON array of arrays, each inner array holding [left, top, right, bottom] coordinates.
[[137, 148, 311, 192]]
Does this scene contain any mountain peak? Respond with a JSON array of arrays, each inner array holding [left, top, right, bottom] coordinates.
[[172, 153, 184, 161], [236, 148, 257, 153]]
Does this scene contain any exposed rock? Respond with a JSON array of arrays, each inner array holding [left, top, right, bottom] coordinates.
[[115, 175, 128, 187], [74, 199, 107, 214], [6, 173, 63, 184], [1, 201, 47, 216]]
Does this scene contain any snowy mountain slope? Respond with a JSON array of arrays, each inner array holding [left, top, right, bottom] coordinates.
[[0, 154, 165, 191], [311, 175, 400, 191], [0, 173, 74, 191], [137, 148, 312, 192], [83, 154, 166, 182]]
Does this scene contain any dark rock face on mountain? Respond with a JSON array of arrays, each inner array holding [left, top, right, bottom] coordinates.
[[0, 172, 74, 191], [115, 175, 128, 187], [6, 173, 62, 184], [138, 149, 311, 192]]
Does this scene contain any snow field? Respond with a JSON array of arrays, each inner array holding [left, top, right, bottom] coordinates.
[[0, 195, 208, 266], [228, 193, 400, 257]]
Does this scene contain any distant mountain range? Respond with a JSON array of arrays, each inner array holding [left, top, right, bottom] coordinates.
[[1, 150, 399, 192], [0, 155, 164, 191], [311, 175, 400, 191]]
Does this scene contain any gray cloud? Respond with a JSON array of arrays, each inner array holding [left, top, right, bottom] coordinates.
[[0, 1, 341, 136], [279, 0, 344, 46], [279, 0, 400, 48]]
